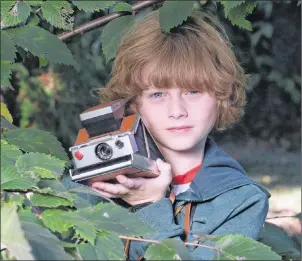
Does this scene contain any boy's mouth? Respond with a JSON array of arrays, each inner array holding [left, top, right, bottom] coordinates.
[[167, 126, 193, 133]]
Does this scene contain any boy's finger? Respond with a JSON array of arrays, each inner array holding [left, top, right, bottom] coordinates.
[[116, 175, 144, 189], [90, 187, 118, 198], [116, 175, 135, 188], [91, 181, 129, 195]]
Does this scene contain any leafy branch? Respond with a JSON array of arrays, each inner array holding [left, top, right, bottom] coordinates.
[[58, 0, 163, 41]]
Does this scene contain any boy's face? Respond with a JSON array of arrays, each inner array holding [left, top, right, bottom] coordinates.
[[132, 69, 218, 154]]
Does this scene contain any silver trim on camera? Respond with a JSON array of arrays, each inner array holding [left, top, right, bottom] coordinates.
[[69, 153, 159, 182]]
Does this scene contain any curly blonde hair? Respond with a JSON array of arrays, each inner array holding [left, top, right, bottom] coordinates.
[[100, 10, 248, 131]]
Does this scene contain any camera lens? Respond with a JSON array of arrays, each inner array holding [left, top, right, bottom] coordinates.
[[95, 143, 113, 160]]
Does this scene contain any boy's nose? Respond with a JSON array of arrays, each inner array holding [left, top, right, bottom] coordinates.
[[168, 99, 188, 119]]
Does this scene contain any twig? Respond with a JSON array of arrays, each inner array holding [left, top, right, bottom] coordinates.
[[58, 0, 163, 41], [119, 235, 216, 251], [118, 235, 235, 259], [266, 215, 301, 220]]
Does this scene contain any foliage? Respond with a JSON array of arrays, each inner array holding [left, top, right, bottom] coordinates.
[[0, 102, 289, 260], [213, 1, 301, 149], [0, 1, 299, 260], [1, 0, 258, 90]]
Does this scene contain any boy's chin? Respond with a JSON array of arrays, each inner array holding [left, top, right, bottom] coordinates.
[[164, 141, 201, 152]]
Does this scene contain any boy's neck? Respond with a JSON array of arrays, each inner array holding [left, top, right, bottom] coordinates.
[[160, 137, 207, 176]]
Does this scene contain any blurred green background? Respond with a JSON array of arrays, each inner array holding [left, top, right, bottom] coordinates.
[[1, 1, 301, 234]]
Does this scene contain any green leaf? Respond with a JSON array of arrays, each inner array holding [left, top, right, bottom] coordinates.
[[27, 13, 40, 27], [77, 242, 98, 260], [67, 186, 106, 198], [4, 192, 25, 206], [1, 115, 17, 130], [18, 208, 41, 225], [1, 31, 17, 62], [39, 56, 49, 68], [72, 1, 116, 12], [1, 1, 31, 28], [159, 0, 196, 33], [113, 2, 132, 13], [0, 139, 22, 165], [1, 102, 13, 123], [1, 60, 13, 89], [32, 187, 75, 203], [61, 211, 96, 244], [41, 209, 97, 244], [1, 164, 37, 190], [40, 1, 74, 30], [78, 232, 124, 260], [6, 26, 79, 70], [27, 1, 43, 7], [41, 209, 73, 234], [226, 1, 257, 31], [78, 202, 155, 236], [31, 193, 73, 208], [1, 203, 35, 260], [16, 152, 66, 179], [102, 15, 135, 63], [219, 0, 245, 17], [21, 221, 73, 260], [214, 234, 282, 260], [145, 238, 192, 260], [4, 128, 70, 163], [38, 179, 68, 192], [258, 222, 301, 260]]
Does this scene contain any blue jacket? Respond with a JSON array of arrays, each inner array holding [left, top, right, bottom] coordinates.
[[127, 138, 270, 260]]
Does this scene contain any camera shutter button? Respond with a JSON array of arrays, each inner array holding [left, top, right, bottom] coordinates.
[[74, 151, 83, 160], [115, 140, 124, 149]]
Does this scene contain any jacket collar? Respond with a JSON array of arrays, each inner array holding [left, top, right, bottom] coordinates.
[[176, 138, 271, 202]]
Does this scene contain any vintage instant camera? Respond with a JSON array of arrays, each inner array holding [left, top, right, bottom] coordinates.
[[69, 98, 164, 183]]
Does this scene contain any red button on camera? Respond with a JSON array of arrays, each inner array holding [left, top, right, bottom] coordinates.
[[74, 151, 83, 160]]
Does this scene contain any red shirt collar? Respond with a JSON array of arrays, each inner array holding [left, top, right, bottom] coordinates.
[[172, 163, 202, 185]]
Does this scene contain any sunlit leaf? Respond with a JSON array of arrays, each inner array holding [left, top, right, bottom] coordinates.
[[145, 238, 192, 260], [77, 202, 155, 236], [16, 152, 66, 179], [113, 2, 132, 13], [31, 193, 73, 208], [219, 0, 245, 17], [78, 232, 124, 260], [72, 1, 116, 12], [1, 164, 37, 190], [1, 102, 13, 123], [1, 1, 31, 29], [1, 203, 34, 260], [225, 1, 257, 31], [214, 234, 282, 260], [4, 128, 70, 163], [40, 1, 74, 30]]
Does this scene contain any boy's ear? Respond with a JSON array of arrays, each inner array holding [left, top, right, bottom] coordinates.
[[129, 103, 137, 113]]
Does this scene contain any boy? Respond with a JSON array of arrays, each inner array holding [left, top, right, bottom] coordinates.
[[88, 10, 270, 260]]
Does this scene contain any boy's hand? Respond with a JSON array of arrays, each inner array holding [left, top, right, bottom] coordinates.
[[87, 158, 172, 205]]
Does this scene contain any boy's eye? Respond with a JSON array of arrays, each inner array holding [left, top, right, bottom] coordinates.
[[148, 92, 164, 99], [185, 90, 200, 95]]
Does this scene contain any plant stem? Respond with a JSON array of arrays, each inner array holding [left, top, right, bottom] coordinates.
[[57, 0, 164, 41], [118, 235, 216, 251]]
